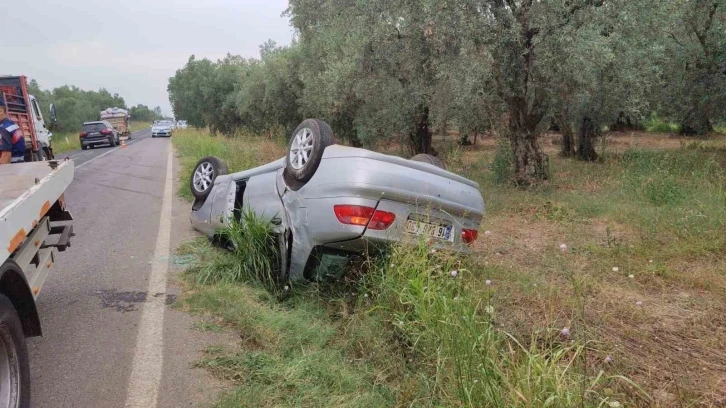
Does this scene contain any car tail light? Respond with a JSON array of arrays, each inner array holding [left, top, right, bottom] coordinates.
[[368, 210, 396, 230], [101, 129, 112, 135], [461, 228, 478, 244], [334, 205, 375, 226], [79, 131, 87, 137], [333, 205, 396, 230]]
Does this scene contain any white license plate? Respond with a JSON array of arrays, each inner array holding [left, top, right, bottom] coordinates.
[[405, 219, 454, 242]]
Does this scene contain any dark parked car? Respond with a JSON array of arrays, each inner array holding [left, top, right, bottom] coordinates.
[[79, 121, 119, 150]]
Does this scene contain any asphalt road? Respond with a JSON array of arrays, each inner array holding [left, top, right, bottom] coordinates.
[[28, 127, 229, 407]]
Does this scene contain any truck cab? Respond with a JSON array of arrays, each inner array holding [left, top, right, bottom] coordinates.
[[0, 75, 55, 161], [27, 94, 52, 154]]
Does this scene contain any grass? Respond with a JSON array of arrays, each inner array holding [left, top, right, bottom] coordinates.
[[52, 132, 81, 155], [129, 121, 151, 132], [643, 113, 680, 133], [173, 129, 726, 407]]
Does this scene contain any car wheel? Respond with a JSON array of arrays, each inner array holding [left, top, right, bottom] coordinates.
[[283, 119, 334, 190], [0, 285, 31, 408], [81, 142, 88, 151], [190, 156, 228, 200], [411, 153, 446, 170], [108, 137, 116, 147]]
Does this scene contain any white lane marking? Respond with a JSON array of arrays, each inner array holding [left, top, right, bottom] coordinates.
[[124, 144, 173, 408], [75, 138, 142, 169]]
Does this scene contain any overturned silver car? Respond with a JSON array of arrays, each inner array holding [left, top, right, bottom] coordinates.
[[189, 119, 484, 283]]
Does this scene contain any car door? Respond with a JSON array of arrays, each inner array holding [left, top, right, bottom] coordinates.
[[242, 171, 286, 233]]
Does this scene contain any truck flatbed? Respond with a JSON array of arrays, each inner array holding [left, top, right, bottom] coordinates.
[[1, 160, 74, 265]]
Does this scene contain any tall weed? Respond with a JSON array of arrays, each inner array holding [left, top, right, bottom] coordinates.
[[185, 210, 279, 288], [492, 138, 514, 185], [360, 241, 621, 407]]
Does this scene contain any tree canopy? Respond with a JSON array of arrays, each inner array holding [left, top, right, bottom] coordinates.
[[167, 0, 725, 183], [28, 79, 162, 132]]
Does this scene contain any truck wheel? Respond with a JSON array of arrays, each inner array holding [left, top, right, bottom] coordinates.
[[32, 149, 48, 162], [0, 293, 31, 408], [411, 154, 446, 170], [191, 156, 228, 200], [283, 119, 334, 190]]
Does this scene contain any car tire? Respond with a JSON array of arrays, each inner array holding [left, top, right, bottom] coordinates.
[[283, 119, 334, 190], [190, 156, 228, 200], [81, 142, 88, 151], [411, 153, 446, 170], [108, 137, 116, 147], [0, 287, 31, 408]]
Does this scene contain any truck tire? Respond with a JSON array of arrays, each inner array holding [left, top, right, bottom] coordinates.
[[0, 292, 31, 408], [190, 156, 228, 200], [43, 146, 54, 160], [411, 153, 446, 170], [283, 119, 334, 190]]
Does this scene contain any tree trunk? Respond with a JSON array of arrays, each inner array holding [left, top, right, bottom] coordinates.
[[576, 117, 598, 161], [555, 114, 575, 157], [409, 105, 434, 155], [510, 130, 549, 185], [611, 112, 642, 132], [509, 107, 549, 185]]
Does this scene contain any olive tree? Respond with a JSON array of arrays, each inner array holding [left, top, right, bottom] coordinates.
[[659, 0, 724, 135], [288, 0, 465, 155], [542, 0, 662, 160]]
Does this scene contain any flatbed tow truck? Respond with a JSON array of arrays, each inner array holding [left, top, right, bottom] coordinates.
[[0, 77, 74, 407]]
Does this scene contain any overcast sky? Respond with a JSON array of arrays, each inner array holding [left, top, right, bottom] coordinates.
[[4, 0, 293, 116]]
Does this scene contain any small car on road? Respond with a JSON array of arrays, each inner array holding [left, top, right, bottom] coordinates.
[[151, 120, 174, 137], [189, 119, 485, 284], [79, 120, 119, 150]]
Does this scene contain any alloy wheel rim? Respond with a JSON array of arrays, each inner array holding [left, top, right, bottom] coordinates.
[[289, 128, 314, 170], [193, 162, 215, 192]]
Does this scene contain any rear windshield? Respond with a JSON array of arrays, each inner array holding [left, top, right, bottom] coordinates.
[[82, 123, 107, 132]]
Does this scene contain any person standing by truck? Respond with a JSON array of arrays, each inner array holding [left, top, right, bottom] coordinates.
[[0, 99, 25, 164]]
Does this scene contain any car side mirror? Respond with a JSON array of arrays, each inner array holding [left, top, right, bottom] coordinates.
[[49, 103, 58, 123]]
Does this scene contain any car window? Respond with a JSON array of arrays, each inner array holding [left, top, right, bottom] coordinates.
[[82, 123, 107, 132]]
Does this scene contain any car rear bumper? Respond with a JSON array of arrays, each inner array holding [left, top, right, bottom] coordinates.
[[81, 136, 113, 145]]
